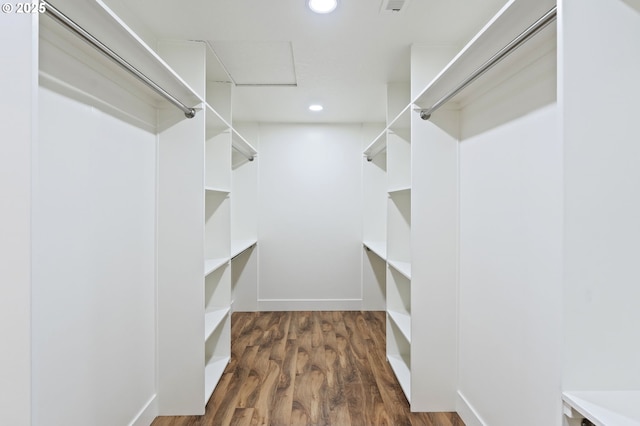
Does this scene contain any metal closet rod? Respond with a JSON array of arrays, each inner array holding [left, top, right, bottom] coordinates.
[[418, 5, 557, 121], [43, 1, 197, 119]]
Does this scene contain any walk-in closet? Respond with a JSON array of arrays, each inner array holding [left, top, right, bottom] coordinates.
[[2, 0, 639, 425]]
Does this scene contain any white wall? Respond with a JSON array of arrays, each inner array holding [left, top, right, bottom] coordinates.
[[257, 124, 365, 310], [0, 14, 36, 426], [561, 0, 640, 391], [32, 86, 157, 425], [457, 47, 563, 426]]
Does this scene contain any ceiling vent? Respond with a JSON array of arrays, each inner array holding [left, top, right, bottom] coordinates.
[[380, 0, 407, 12]]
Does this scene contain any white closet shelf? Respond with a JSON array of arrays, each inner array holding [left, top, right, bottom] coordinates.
[[362, 103, 412, 160], [363, 240, 387, 260], [231, 239, 257, 259], [205, 104, 231, 135], [413, 0, 556, 111], [387, 354, 411, 402], [388, 310, 411, 342], [232, 129, 258, 159], [205, 186, 231, 194], [563, 391, 640, 426], [88, 0, 202, 108], [204, 258, 228, 277], [388, 260, 412, 280], [363, 129, 387, 161], [388, 186, 411, 194], [204, 308, 230, 341], [203, 104, 257, 158], [204, 355, 231, 404], [388, 105, 412, 132]]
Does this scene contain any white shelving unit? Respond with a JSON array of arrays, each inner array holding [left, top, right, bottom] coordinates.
[[402, 0, 557, 416], [384, 85, 414, 399], [361, 19, 462, 416], [154, 38, 258, 413], [412, 1, 637, 423], [201, 43, 258, 406], [363, 81, 422, 407], [407, 1, 640, 424]]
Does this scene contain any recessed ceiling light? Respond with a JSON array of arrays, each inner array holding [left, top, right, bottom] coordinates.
[[309, 104, 324, 111], [308, 0, 337, 14]]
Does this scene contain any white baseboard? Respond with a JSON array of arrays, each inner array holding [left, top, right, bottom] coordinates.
[[457, 391, 486, 426], [256, 298, 365, 311], [129, 394, 158, 426]]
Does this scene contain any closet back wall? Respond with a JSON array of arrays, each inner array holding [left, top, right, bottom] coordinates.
[[257, 124, 364, 310]]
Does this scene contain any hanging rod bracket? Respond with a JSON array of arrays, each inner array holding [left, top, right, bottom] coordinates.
[[418, 111, 431, 121], [185, 108, 196, 119]]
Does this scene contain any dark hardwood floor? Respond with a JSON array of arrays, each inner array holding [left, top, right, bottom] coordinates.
[[152, 311, 464, 426]]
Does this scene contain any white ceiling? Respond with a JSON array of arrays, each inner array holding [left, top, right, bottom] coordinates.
[[114, 0, 508, 123]]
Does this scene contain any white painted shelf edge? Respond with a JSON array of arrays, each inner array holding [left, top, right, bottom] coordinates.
[[363, 103, 412, 159], [204, 104, 258, 158], [94, 0, 202, 106], [387, 354, 411, 403], [204, 258, 228, 277], [363, 240, 387, 260], [562, 391, 640, 426], [363, 129, 387, 160], [388, 186, 411, 194], [388, 309, 411, 343], [412, 0, 556, 109], [205, 103, 230, 128], [205, 186, 231, 194], [204, 308, 230, 341], [388, 260, 412, 280], [387, 105, 412, 132], [232, 128, 258, 157], [231, 239, 257, 259], [204, 355, 231, 404]]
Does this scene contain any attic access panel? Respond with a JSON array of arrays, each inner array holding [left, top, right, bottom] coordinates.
[[208, 40, 297, 86]]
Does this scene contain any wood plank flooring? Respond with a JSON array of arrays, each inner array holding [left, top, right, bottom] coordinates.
[[152, 311, 464, 426]]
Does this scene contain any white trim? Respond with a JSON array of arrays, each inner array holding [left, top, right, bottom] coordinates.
[[257, 298, 365, 311], [129, 394, 158, 426], [456, 391, 486, 426]]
